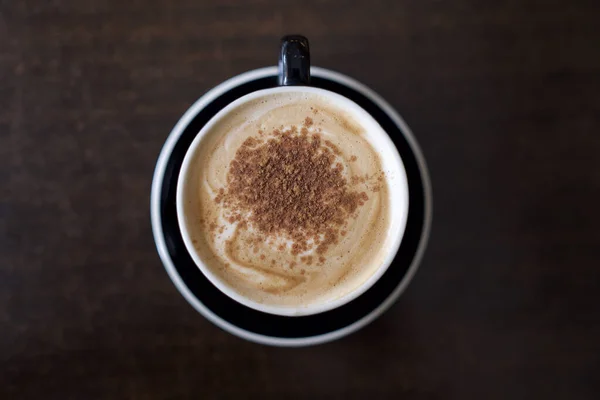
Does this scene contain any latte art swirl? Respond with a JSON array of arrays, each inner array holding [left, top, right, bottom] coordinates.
[[180, 92, 394, 308]]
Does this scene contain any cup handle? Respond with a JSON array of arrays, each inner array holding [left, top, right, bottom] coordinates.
[[278, 35, 310, 86]]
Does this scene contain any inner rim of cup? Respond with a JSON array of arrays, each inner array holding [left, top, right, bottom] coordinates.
[[176, 86, 409, 316]]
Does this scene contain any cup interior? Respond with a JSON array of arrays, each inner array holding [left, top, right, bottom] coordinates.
[[176, 86, 409, 316]]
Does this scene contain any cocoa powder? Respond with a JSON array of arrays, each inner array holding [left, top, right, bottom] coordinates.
[[217, 123, 368, 258]]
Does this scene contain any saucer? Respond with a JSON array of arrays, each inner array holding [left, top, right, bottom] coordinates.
[[150, 67, 432, 346]]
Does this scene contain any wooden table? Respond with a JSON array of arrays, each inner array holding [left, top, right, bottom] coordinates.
[[2, 1, 599, 398]]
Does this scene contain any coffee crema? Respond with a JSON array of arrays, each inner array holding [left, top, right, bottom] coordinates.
[[181, 92, 392, 307]]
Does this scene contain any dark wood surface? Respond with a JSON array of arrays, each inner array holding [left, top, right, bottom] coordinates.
[[2, 1, 600, 398]]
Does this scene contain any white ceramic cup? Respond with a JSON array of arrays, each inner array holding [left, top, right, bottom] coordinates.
[[176, 84, 409, 316]]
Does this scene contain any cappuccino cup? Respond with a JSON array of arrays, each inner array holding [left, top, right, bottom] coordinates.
[[176, 36, 409, 316]]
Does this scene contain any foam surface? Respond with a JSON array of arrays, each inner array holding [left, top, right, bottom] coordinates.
[[181, 91, 396, 308]]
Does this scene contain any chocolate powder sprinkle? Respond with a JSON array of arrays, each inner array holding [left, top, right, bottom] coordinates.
[[218, 125, 368, 255]]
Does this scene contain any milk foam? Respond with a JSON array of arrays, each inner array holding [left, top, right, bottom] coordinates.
[[180, 91, 396, 308]]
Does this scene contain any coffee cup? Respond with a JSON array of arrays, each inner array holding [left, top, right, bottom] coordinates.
[[176, 36, 409, 316]]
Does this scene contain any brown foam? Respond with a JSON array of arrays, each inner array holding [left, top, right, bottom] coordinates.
[[181, 92, 392, 307]]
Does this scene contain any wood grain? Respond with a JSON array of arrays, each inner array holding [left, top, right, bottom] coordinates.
[[1, 0, 600, 398]]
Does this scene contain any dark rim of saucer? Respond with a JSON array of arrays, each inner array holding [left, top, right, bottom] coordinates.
[[157, 73, 425, 338]]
